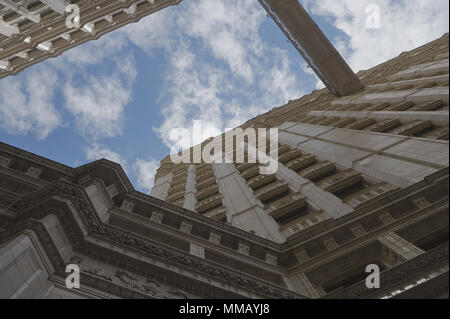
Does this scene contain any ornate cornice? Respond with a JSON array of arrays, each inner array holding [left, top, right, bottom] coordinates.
[[1, 181, 305, 299], [2, 141, 448, 254], [322, 242, 449, 299], [1, 139, 449, 281], [281, 168, 449, 249], [75, 159, 135, 192], [0, 142, 74, 175], [290, 198, 448, 274]]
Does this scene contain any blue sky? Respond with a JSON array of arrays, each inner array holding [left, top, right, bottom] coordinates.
[[0, 0, 448, 193]]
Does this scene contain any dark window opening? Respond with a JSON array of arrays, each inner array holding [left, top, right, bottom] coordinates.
[[415, 228, 449, 251], [261, 190, 290, 205], [323, 262, 386, 293], [274, 206, 309, 226], [310, 167, 337, 183], [334, 182, 367, 199]]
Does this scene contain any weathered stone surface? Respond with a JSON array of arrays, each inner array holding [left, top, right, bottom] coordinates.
[[1, 25, 449, 300]]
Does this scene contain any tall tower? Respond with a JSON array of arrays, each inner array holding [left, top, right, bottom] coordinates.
[[153, 33, 449, 298]]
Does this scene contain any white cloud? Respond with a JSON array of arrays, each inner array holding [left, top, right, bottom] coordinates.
[[85, 143, 159, 193], [121, 9, 176, 52], [63, 75, 132, 139], [123, 0, 307, 151], [63, 54, 136, 139], [0, 67, 61, 139], [154, 46, 227, 150], [153, 44, 304, 151], [260, 51, 303, 105], [0, 28, 137, 142], [133, 158, 160, 193], [303, 0, 449, 72], [85, 143, 127, 167], [178, 0, 266, 83]]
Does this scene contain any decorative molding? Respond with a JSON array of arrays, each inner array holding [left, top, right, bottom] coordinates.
[[266, 253, 278, 266], [323, 243, 449, 299], [294, 249, 310, 264], [0, 142, 74, 174], [25, 166, 42, 178], [120, 200, 135, 213], [189, 243, 205, 259], [150, 212, 164, 224], [238, 242, 250, 256], [0, 181, 304, 299], [106, 184, 119, 198], [379, 212, 396, 225], [180, 221, 193, 234], [209, 232, 221, 245], [1, 142, 447, 256], [322, 236, 339, 251], [413, 197, 431, 209], [85, 268, 113, 282], [0, 155, 12, 168], [350, 225, 367, 238]]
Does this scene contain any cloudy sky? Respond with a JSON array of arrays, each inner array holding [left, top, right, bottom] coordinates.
[[0, 0, 448, 193]]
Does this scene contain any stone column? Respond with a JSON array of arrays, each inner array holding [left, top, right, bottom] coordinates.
[[248, 142, 354, 218], [378, 233, 424, 266], [150, 173, 173, 200], [84, 181, 113, 224], [288, 272, 322, 298], [275, 161, 353, 218], [183, 165, 197, 211], [212, 162, 285, 243], [0, 233, 53, 299]]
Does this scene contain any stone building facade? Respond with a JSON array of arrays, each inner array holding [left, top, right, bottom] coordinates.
[[1, 33, 448, 299], [0, 0, 448, 298], [0, 0, 182, 78], [152, 33, 450, 298]]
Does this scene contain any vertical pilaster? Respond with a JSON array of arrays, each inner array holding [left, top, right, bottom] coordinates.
[[275, 161, 354, 218], [378, 233, 424, 266], [0, 234, 53, 299], [212, 163, 285, 243], [183, 165, 197, 211], [288, 272, 323, 298], [150, 173, 174, 200], [249, 142, 354, 218]]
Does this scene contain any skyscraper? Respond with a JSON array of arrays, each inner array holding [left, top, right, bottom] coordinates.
[[152, 33, 449, 297]]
